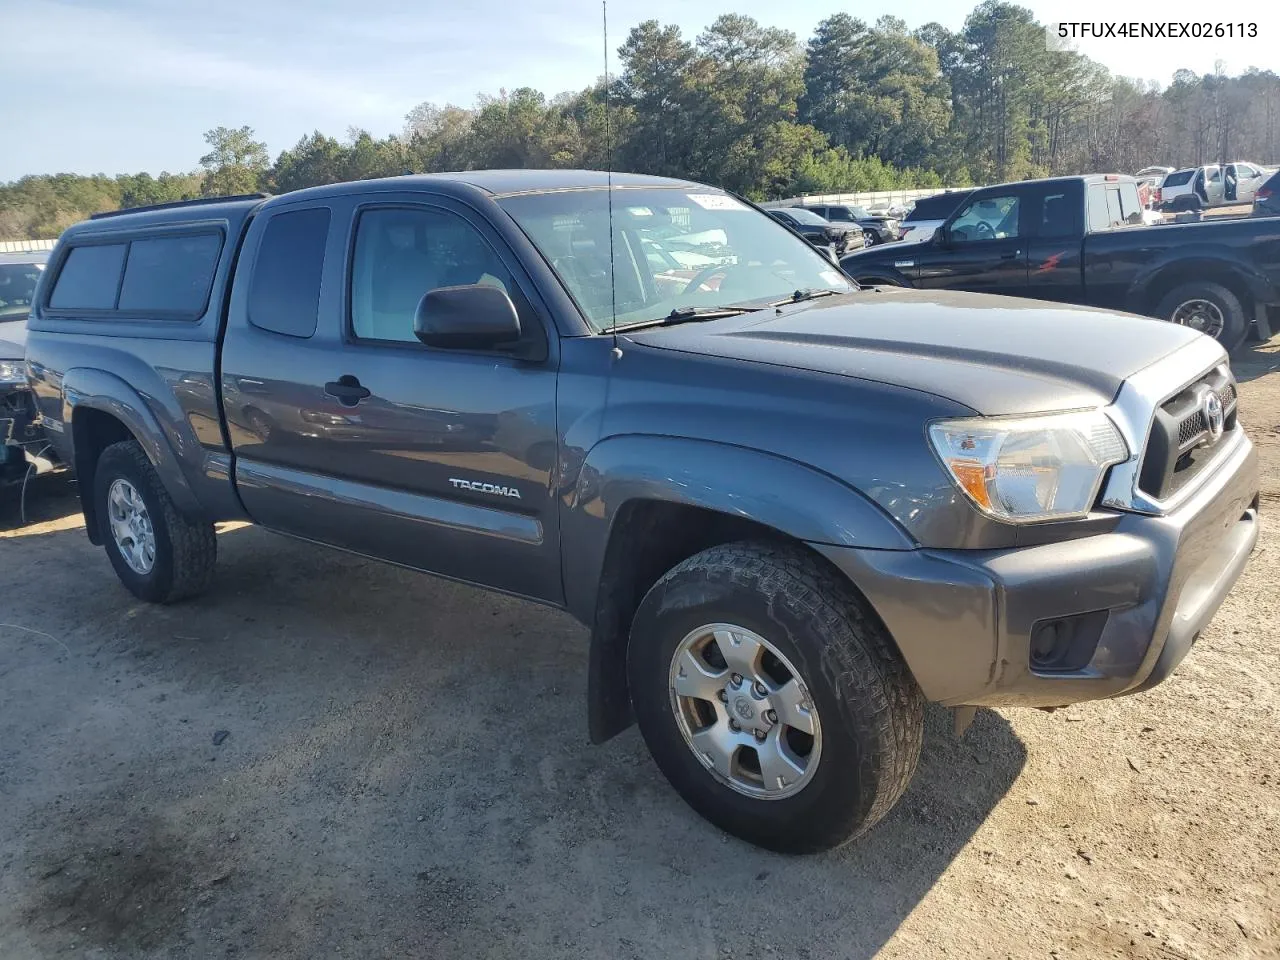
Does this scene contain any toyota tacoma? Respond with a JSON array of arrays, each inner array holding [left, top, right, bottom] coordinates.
[[23, 172, 1259, 853]]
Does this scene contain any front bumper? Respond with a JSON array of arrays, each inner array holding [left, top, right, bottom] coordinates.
[[815, 433, 1260, 707], [1, 383, 51, 482]]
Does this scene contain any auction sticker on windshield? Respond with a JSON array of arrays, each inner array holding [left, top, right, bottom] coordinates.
[[687, 194, 747, 211]]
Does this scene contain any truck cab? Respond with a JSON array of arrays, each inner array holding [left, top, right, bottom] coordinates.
[[841, 173, 1280, 350]]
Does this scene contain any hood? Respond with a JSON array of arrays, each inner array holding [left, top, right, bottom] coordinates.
[[0, 319, 26, 358], [625, 288, 1202, 416]]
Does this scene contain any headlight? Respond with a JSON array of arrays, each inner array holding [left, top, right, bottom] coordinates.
[[0, 360, 26, 385], [928, 410, 1128, 523]]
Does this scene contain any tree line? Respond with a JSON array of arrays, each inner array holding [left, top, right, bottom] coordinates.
[[4, 0, 1278, 239]]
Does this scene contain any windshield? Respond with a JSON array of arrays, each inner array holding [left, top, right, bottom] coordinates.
[[782, 207, 828, 226], [0, 262, 45, 320], [498, 188, 854, 331], [848, 207, 872, 219]]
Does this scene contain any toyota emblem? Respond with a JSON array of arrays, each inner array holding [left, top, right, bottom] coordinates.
[[1202, 389, 1225, 442]]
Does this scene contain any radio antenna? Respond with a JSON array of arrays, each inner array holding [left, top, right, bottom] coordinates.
[[603, 0, 619, 346]]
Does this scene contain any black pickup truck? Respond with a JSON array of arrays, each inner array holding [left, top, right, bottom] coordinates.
[[23, 171, 1259, 853], [840, 174, 1280, 351]]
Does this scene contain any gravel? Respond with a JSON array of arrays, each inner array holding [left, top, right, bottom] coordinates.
[[1, 336, 1277, 959]]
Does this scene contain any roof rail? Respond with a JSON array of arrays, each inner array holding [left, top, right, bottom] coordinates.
[[90, 193, 272, 220]]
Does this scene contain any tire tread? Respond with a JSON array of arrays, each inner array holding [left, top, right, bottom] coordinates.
[[96, 440, 216, 603]]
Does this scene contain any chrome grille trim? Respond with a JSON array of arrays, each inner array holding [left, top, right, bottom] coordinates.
[[1100, 336, 1235, 516], [1170, 376, 1238, 454]]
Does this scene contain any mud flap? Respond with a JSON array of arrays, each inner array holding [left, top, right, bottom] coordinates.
[[953, 705, 977, 737], [1253, 303, 1273, 341]]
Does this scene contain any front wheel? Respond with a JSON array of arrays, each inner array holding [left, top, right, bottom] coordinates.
[[1155, 281, 1248, 352], [627, 542, 924, 853], [94, 440, 217, 603]]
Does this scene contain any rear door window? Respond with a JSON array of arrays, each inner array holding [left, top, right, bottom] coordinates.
[[1086, 185, 1111, 231], [248, 208, 331, 338], [118, 233, 223, 316], [1117, 183, 1144, 224], [1104, 188, 1124, 228], [1163, 170, 1194, 187], [48, 244, 127, 311], [1034, 190, 1078, 238]]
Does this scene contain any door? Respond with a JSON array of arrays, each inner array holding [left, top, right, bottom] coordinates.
[[1023, 183, 1085, 305], [1204, 166, 1225, 205], [221, 194, 564, 603], [912, 189, 1028, 296], [1233, 163, 1263, 202]]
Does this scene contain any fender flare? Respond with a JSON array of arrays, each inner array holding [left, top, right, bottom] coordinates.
[[561, 435, 915, 743], [1125, 248, 1280, 316], [841, 261, 913, 288], [62, 367, 204, 534]]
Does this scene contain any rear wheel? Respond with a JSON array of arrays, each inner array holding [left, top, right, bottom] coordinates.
[[94, 440, 217, 603], [1156, 281, 1248, 352], [627, 541, 924, 853]]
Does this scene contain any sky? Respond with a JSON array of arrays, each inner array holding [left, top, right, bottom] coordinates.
[[3, 0, 1279, 182]]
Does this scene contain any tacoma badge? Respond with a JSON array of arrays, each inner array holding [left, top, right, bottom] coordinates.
[[448, 478, 522, 499]]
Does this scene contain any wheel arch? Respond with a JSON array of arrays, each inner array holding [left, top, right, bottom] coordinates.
[[1130, 254, 1275, 322], [562, 435, 915, 743], [64, 368, 203, 544]]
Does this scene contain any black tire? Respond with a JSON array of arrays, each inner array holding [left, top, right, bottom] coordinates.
[[94, 440, 216, 603], [627, 541, 924, 853], [1155, 281, 1249, 352]]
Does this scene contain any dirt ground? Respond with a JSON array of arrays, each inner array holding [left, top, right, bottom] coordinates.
[[1, 338, 1278, 960]]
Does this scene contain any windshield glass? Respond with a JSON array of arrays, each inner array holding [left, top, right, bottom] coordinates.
[[848, 207, 871, 219], [0, 262, 45, 320], [782, 207, 828, 226], [498, 188, 854, 331]]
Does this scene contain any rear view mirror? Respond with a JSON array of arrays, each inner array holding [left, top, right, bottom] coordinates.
[[414, 284, 521, 351], [934, 225, 950, 246]]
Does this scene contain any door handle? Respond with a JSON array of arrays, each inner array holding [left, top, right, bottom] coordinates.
[[1000, 250, 1020, 260], [324, 375, 371, 407]]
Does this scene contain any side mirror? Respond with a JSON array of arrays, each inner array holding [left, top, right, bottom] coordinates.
[[934, 225, 950, 247], [414, 284, 521, 351]]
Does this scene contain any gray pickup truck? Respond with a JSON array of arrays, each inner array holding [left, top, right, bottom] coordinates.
[[24, 171, 1260, 853]]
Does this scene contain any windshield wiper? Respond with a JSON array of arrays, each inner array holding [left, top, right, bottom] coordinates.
[[614, 305, 756, 331], [773, 288, 842, 306]]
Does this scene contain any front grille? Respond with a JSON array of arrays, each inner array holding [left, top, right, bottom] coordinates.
[[1177, 410, 1207, 446], [1138, 366, 1238, 500]]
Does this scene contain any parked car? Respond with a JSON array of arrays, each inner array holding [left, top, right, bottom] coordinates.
[[1135, 166, 1174, 180], [897, 190, 974, 243], [840, 173, 1280, 350], [1252, 169, 1280, 218], [793, 203, 901, 245], [26, 172, 1259, 854], [0, 252, 51, 484], [765, 207, 864, 256], [1157, 162, 1271, 211]]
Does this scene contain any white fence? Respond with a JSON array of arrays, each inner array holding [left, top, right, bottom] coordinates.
[[762, 187, 968, 211], [0, 239, 57, 254]]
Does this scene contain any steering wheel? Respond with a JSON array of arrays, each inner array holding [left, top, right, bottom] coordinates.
[[973, 220, 996, 240], [681, 262, 744, 296]]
